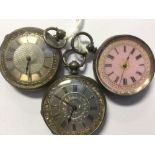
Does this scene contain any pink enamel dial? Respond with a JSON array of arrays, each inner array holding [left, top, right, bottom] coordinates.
[[94, 35, 155, 95]]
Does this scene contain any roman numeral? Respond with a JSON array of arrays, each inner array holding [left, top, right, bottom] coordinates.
[[114, 76, 119, 83], [123, 78, 127, 85], [53, 113, 61, 120], [61, 120, 67, 128], [131, 76, 136, 83], [72, 124, 76, 131], [131, 48, 135, 55], [43, 64, 50, 69], [81, 87, 86, 95], [107, 54, 114, 60], [115, 48, 119, 54], [37, 71, 42, 77], [90, 106, 97, 110], [107, 71, 114, 76], [136, 71, 142, 76], [6, 57, 13, 61], [136, 54, 142, 60], [44, 56, 52, 58], [124, 46, 126, 52], [51, 104, 58, 107], [73, 85, 77, 92], [139, 64, 144, 66], [105, 64, 112, 67], [42, 46, 47, 51], [82, 122, 86, 128], [88, 96, 95, 101], [15, 40, 21, 46], [62, 87, 68, 94], [87, 115, 94, 122], [9, 47, 15, 52], [28, 73, 32, 82]]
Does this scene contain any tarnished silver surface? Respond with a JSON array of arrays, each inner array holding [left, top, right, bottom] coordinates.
[[0, 27, 61, 90], [41, 75, 106, 135], [44, 27, 67, 49]]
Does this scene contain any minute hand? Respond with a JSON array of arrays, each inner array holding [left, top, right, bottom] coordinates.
[[119, 49, 134, 84], [53, 95, 73, 108]]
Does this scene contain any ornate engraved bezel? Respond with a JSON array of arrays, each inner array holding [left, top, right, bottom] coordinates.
[[0, 27, 61, 90], [41, 75, 106, 135], [93, 35, 155, 96]]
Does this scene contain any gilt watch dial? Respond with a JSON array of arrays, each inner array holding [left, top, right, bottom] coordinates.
[[41, 75, 106, 135], [0, 27, 60, 90], [94, 35, 155, 95]]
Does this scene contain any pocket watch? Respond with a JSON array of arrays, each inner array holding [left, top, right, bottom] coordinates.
[[41, 46, 106, 135], [93, 35, 155, 95], [0, 27, 66, 90]]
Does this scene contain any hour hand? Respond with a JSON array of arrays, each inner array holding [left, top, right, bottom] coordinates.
[[68, 105, 77, 123], [26, 56, 31, 74]]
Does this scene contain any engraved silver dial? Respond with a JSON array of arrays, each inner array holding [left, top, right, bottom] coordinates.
[[0, 27, 61, 90], [41, 75, 106, 135]]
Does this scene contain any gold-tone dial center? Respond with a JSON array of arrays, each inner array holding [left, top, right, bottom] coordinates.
[[0, 27, 60, 90], [121, 61, 129, 70], [13, 43, 44, 73]]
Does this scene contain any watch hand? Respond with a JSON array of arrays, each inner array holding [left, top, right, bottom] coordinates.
[[119, 67, 125, 85], [126, 48, 135, 62], [119, 49, 133, 84], [54, 95, 78, 123], [68, 105, 77, 123], [26, 56, 31, 75], [68, 108, 74, 123], [53, 95, 73, 108], [28, 67, 31, 79]]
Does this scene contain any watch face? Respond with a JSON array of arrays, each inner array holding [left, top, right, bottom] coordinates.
[[41, 75, 106, 135], [0, 27, 60, 90], [94, 35, 155, 95]]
